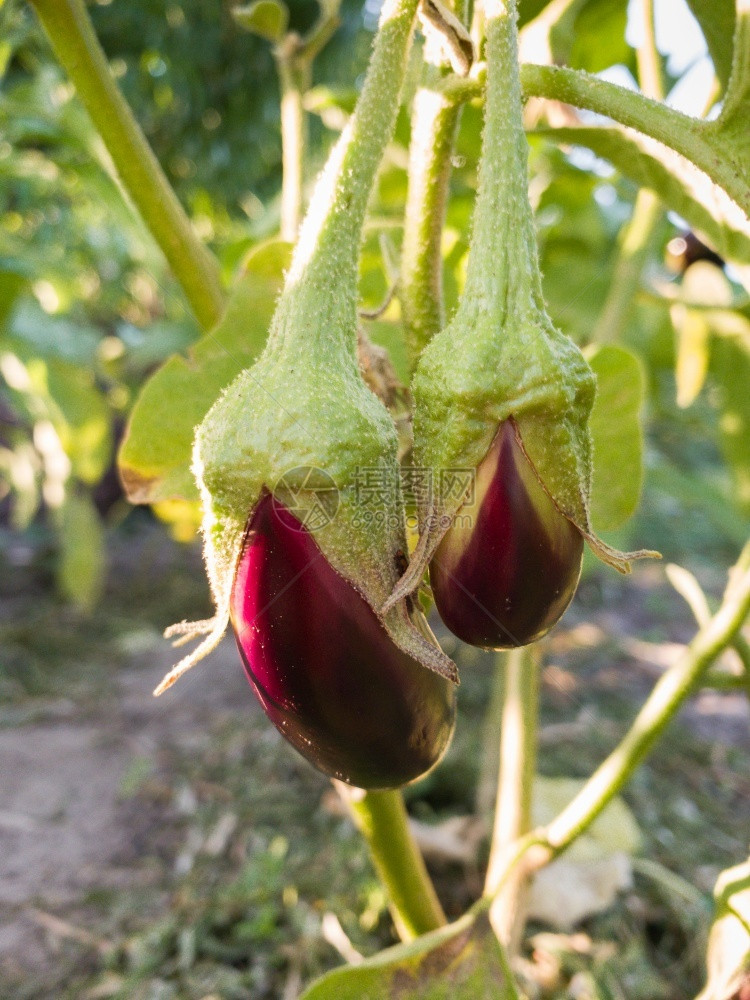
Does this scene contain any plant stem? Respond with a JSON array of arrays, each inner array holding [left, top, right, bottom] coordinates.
[[459, 0, 542, 317], [484, 646, 539, 953], [443, 63, 750, 218], [272, 0, 341, 241], [401, 72, 463, 367], [635, 0, 664, 103], [400, 0, 469, 369], [545, 543, 750, 853], [281, 0, 420, 344], [29, 0, 224, 331], [336, 784, 447, 940], [275, 49, 310, 241], [478, 541, 750, 902], [519, 64, 749, 216], [475, 650, 510, 820], [591, 0, 663, 344]]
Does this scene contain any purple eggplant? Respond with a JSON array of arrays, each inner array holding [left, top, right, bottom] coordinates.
[[230, 494, 456, 789], [430, 420, 583, 649]]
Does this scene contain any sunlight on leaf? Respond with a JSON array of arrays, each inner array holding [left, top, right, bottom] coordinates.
[[585, 344, 645, 532], [300, 910, 519, 1000], [119, 239, 292, 504]]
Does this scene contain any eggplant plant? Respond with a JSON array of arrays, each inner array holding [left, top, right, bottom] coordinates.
[[23, 0, 750, 994]]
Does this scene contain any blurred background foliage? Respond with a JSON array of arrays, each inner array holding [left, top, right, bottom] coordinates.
[[1, 1, 750, 998], [1, 0, 749, 616]]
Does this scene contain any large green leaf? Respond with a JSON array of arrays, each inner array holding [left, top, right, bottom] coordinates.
[[585, 344, 645, 532], [300, 910, 518, 1000], [538, 125, 750, 267], [119, 239, 292, 504], [685, 0, 736, 90]]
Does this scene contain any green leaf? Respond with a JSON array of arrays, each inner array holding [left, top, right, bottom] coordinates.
[[119, 239, 292, 504], [0, 266, 27, 329], [518, 0, 554, 28], [550, 0, 632, 75], [300, 910, 519, 1000], [58, 491, 105, 612], [6, 299, 101, 364], [684, 0, 736, 90], [711, 333, 750, 516], [670, 262, 734, 408], [674, 307, 711, 408], [366, 320, 410, 385], [585, 344, 645, 532], [233, 0, 289, 42], [537, 124, 750, 267], [528, 777, 641, 929]]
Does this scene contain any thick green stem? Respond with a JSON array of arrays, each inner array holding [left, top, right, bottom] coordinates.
[[443, 62, 750, 218], [278, 0, 419, 349], [337, 785, 447, 940], [519, 64, 749, 216], [460, 0, 542, 316], [400, 0, 471, 370], [28, 0, 224, 331], [484, 646, 539, 953], [478, 542, 750, 903], [286, 0, 417, 290], [401, 72, 463, 367]]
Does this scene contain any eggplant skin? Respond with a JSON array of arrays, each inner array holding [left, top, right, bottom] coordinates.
[[230, 494, 456, 790], [430, 421, 584, 650]]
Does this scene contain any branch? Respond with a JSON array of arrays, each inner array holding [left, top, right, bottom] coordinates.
[[28, 0, 225, 331], [336, 784, 447, 940], [480, 541, 750, 904], [484, 646, 539, 953], [441, 63, 750, 217], [272, 0, 342, 240], [400, 72, 463, 367]]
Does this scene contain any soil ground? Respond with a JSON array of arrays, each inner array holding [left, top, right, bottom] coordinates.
[[1, 522, 748, 999]]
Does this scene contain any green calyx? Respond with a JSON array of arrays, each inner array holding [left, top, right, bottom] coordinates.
[[155, 0, 457, 697], [385, 0, 656, 612]]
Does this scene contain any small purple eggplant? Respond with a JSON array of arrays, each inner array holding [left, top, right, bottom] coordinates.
[[230, 494, 456, 789], [430, 421, 583, 649]]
